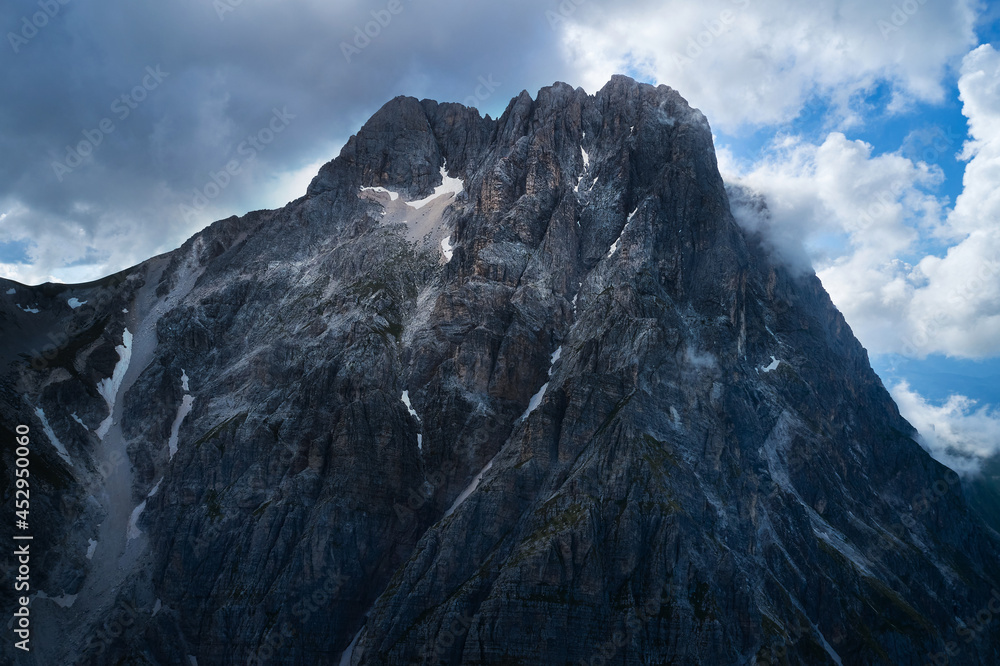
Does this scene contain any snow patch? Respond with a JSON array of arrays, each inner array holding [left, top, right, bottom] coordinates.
[[607, 209, 637, 258], [5, 288, 14, 295], [360, 185, 400, 201], [34, 590, 78, 608], [444, 459, 494, 518], [86, 539, 98, 560], [152, 599, 162, 617], [441, 236, 455, 262], [783, 593, 844, 666], [95, 329, 133, 440], [67, 297, 88, 309], [402, 390, 423, 452], [401, 391, 420, 420], [34, 407, 73, 467], [408, 166, 464, 209], [816, 633, 844, 666], [575, 145, 593, 193], [168, 396, 194, 460], [147, 477, 163, 498], [521, 383, 549, 421], [127, 500, 147, 541], [762, 356, 782, 373], [70, 412, 87, 428], [17, 304, 40, 314], [339, 626, 364, 666], [519, 346, 563, 422], [51, 593, 78, 608], [96, 417, 111, 441], [519, 347, 563, 422], [168, 368, 194, 460]]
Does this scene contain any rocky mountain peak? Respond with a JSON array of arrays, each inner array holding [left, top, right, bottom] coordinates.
[[1, 76, 998, 665]]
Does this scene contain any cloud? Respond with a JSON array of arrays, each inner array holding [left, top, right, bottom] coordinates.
[[0, 0, 990, 290], [890, 381, 1000, 475], [905, 44, 1000, 358], [559, 0, 979, 131], [723, 44, 1000, 361], [0, 0, 564, 284], [721, 132, 943, 350]]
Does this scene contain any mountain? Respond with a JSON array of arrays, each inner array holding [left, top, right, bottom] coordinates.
[[2, 76, 999, 665]]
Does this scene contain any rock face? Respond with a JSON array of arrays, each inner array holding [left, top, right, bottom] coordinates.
[[1, 76, 999, 665]]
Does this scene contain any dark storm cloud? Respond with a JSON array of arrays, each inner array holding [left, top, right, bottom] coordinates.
[[0, 0, 575, 283]]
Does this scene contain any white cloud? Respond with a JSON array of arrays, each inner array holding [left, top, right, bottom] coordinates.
[[0, 0, 989, 300], [559, 0, 979, 131], [904, 44, 1000, 358], [0, 0, 566, 284], [890, 381, 1000, 475], [0, 150, 338, 285], [0, 193, 191, 285], [266, 158, 331, 208], [722, 132, 943, 352], [723, 44, 1000, 360]]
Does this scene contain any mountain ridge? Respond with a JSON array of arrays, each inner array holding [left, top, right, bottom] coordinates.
[[0, 75, 998, 665]]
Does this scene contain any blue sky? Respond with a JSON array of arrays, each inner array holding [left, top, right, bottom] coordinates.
[[718, 13, 1000, 418], [1, 0, 998, 473]]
